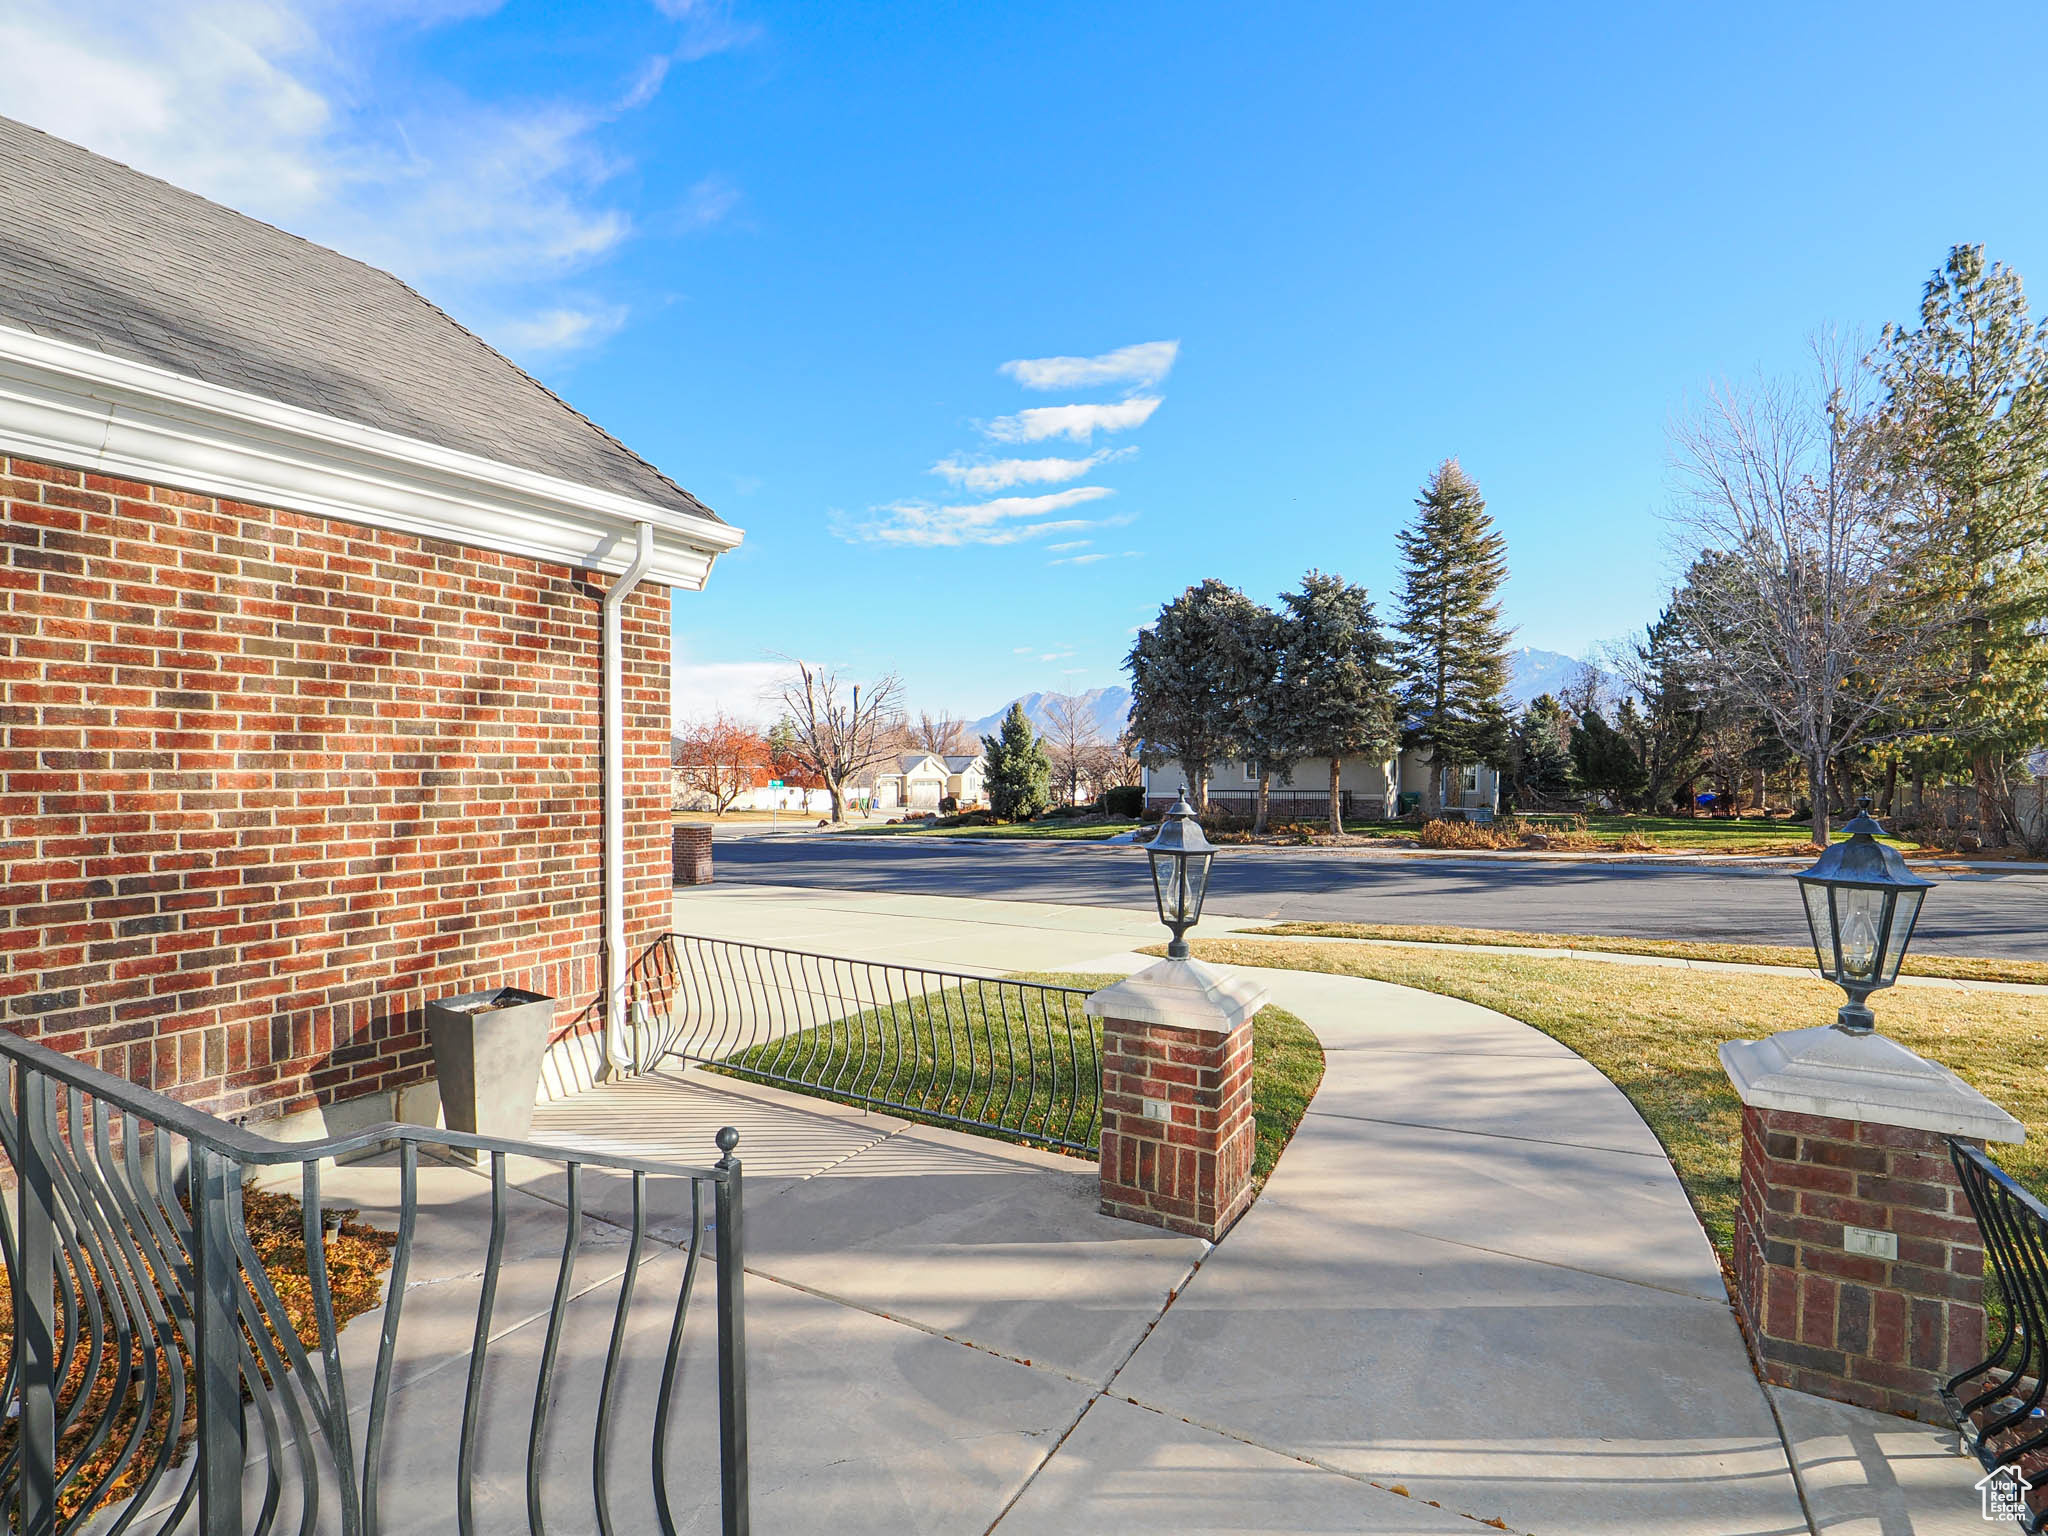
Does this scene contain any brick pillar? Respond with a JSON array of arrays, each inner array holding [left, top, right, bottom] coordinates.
[[1087, 959, 1269, 1240], [672, 824, 713, 885], [1722, 1025, 2022, 1418]]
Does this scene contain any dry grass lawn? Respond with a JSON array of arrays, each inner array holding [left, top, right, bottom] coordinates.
[[1171, 937, 2048, 1255], [1240, 920, 2048, 987]]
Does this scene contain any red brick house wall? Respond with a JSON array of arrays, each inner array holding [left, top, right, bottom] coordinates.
[[0, 453, 672, 1121]]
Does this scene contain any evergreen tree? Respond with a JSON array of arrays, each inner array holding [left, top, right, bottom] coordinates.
[[1233, 605, 1294, 834], [1275, 570, 1397, 835], [1510, 693, 1575, 806], [1392, 460, 1514, 810], [1125, 579, 1266, 809], [980, 703, 1051, 821], [1571, 709, 1646, 807], [1877, 244, 2048, 846]]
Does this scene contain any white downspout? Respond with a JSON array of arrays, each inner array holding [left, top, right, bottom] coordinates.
[[603, 523, 658, 1072]]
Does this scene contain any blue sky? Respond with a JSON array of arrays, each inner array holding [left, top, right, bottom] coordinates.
[[6, 3, 2048, 724]]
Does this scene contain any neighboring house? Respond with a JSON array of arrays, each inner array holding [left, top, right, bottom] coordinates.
[[1142, 749, 1500, 820], [872, 753, 953, 811], [0, 117, 740, 1132], [670, 766, 831, 815], [943, 753, 988, 805]]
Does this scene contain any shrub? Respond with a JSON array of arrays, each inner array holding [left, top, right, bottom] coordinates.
[[1417, 818, 1521, 850], [1102, 784, 1145, 818], [939, 794, 958, 813]]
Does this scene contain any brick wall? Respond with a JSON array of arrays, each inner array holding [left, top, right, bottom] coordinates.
[[1098, 1013, 1255, 1240], [1734, 1103, 1985, 1416], [0, 454, 672, 1121]]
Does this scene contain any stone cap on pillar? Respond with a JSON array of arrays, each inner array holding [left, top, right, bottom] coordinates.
[[1085, 957, 1269, 1034], [1720, 1025, 2023, 1144]]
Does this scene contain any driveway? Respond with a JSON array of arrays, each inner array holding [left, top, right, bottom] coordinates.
[[708, 834, 2048, 959]]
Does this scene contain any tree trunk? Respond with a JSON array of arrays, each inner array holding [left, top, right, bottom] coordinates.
[[1253, 770, 1270, 836], [1974, 750, 2008, 847], [827, 782, 846, 822], [1911, 763, 1925, 816], [1880, 758, 1899, 817], [1328, 758, 1343, 838], [1194, 771, 1209, 813], [1808, 755, 1829, 848]]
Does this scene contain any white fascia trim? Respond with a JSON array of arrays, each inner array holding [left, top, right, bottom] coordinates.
[[0, 323, 742, 589]]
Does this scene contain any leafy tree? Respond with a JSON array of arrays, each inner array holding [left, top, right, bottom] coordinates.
[[1876, 244, 2048, 846], [1126, 579, 1266, 809], [1231, 605, 1294, 834], [1510, 693, 1575, 806], [671, 713, 769, 814], [1275, 570, 1397, 834], [1392, 460, 1514, 812], [1571, 709, 1646, 807], [981, 703, 1051, 821], [1608, 603, 1710, 813]]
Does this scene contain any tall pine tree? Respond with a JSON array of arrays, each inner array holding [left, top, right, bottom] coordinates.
[[1392, 460, 1514, 812], [1125, 579, 1265, 809], [1877, 244, 2048, 846], [980, 703, 1051, 821], [1276, 571, 1397, 835]]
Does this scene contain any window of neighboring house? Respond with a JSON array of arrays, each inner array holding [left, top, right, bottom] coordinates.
[[1459, 764, 1482, 796]]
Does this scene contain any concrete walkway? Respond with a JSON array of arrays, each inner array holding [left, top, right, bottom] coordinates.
[[255, 887, 1984, 1532]]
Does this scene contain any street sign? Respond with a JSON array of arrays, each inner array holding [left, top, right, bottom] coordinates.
[[768, 779, 784, 788]]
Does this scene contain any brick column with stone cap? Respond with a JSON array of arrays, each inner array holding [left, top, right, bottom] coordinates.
[[1721, 1024, 2024, 1417], [1087, 958, 1270, 1240], [673, 824, 713, 885]]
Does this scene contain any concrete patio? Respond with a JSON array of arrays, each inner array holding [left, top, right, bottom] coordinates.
[[255, 885, 1989, 1534]]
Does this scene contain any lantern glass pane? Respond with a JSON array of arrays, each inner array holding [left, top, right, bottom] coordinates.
[[1880, 887, 1925, 985], [1800, 881, 1836, 977], [1146, 848, 1171, 926], [1837, 887, 1884, 982], [1184, 850, 1213, 923]]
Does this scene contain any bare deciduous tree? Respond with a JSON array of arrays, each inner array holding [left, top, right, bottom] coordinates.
[[1670, 340, 1957, 846], [671, 714, 769, 814], [765, 658, 905, 821], [908, 711, 971, 757], [1041, 694, 1104, 807]]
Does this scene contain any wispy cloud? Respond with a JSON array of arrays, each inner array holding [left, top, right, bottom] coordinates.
[[675, 173, 741, 232], [1001, 340, 1179, 391], [929, 448, 1131, 493], [0, 0, 746, 363], [1049, 549, 1142, 567], [847, 486, 1116, 548], [984, 398, 1160, 444], [494, 303, 630, 355], [1045, 540, 1092, 553]]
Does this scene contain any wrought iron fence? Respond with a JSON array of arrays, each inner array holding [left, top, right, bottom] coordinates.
[[631, 934, 1102, 1155], [1945, 1139, 2048, 1532], [0, 1029, 749, 1536]]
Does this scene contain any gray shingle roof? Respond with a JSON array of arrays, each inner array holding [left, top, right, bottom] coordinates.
[[0, 116, 718, 523]]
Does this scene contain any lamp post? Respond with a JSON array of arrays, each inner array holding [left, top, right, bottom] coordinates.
[[1793, 797, 1933, 1034], [1145, 788, 1217, 960]]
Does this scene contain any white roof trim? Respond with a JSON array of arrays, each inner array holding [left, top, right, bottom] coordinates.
[[0, 323, 742, 589]]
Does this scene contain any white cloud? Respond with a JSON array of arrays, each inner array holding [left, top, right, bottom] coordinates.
[[1049, 549, 1142, 567], [929, 448, 1131, 493], [1045, 540, 1092, 553], [1000, 341, 1179, 392], [669, 650, 783, 731], [847, 486, 1115, 548], [0, 0, 736, 363], [493, 304, 629, 355], [984, 398, 1161, 444], [676, 173, 741, 231]]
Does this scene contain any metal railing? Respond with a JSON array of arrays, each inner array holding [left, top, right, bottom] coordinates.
[[0, 1029, 749, 1536], [1945, 1139, 2048, 1532], [631, 934, 1102, 1155]]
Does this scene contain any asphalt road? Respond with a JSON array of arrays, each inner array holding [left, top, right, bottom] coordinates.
[[710, 835, 2048, 960]]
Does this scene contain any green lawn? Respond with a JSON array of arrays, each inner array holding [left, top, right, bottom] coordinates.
[[839, 817, 1139, 840], [711, 968, 1324, 1182], [1168, 937, 2048, 1254], [1238, 920, 2048, 986]]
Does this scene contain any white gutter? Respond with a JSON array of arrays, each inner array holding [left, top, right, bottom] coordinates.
[[603, 522, 658, 1071]]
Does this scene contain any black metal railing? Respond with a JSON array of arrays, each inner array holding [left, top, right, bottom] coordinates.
[[1945, 1139, 2048, 1531], [0, 1029, 749, 1536], [630, 934, 1102, 1155]]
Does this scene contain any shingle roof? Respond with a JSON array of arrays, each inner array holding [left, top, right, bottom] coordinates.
[[0, 116, 718, 524]]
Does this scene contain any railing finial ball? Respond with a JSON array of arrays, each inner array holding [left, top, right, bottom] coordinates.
[[715, 1125, 740, 1158]]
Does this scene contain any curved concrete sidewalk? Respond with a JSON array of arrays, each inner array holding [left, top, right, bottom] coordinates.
[[997, 964, 1811, 1536]]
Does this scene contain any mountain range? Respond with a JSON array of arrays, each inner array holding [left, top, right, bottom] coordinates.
[[964, 649, 1610, 746]]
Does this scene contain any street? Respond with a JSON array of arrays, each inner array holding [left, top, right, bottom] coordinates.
[[709, 834, 2048, 960]]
